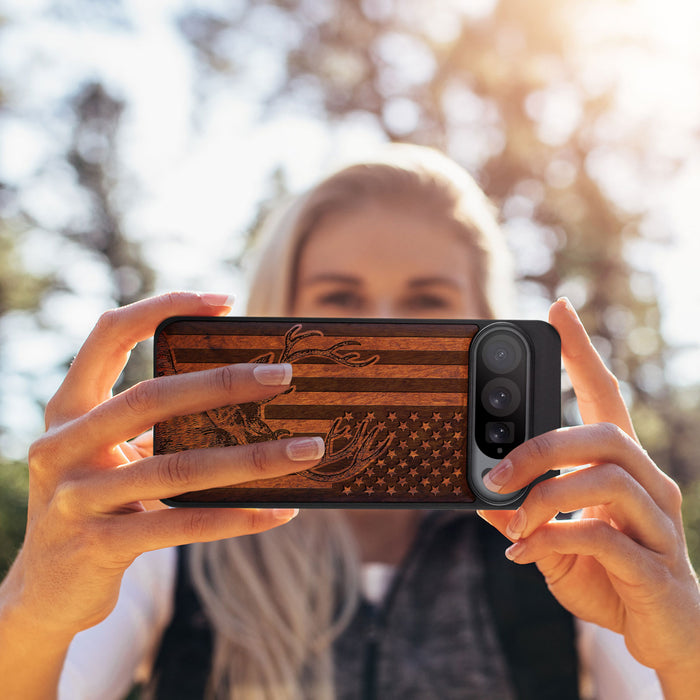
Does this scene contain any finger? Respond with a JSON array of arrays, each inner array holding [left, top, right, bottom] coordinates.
[[47, 292, 235, 424], [483, 423, 681, 515], [120, 431, 152, 461], [109, 506, 301, 557], [548, 298, 636, 439], [128, 430, 153, 459], [503, 464, 675, 554], [476, 509, 516, 539], [503, 518, 663, 588], [66, 362, 293, 454], [85, 436, 325, 508]]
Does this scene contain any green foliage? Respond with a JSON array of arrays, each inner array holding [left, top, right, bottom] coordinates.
[[0, 224, 54, 316], [682, 478, 700, 572], [0, 460, 28, 577]]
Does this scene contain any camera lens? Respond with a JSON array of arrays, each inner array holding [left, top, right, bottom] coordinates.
[[489, 386, 511, 411], [481, 378, 521, 417], [486, 421, 514, 443], [482, 334, 522, 374]]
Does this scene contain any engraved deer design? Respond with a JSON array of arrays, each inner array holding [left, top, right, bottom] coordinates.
[[203, 324, 394, 482]]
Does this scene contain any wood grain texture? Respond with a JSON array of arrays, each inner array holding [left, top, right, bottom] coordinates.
[[154, 318, 479, 505]]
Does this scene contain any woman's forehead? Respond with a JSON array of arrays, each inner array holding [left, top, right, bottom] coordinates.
[[298, 203, 472, 273]]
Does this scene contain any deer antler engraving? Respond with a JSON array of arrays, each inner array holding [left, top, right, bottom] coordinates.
[[272, 324, 380, 367], [304, 415, 394, 483]]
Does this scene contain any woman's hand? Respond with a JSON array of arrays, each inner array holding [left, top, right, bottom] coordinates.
[[1, 292, 324, 642], [478, 298, 700, 695]]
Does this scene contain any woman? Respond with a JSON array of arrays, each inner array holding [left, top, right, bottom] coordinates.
[[0, 146, 698, 699]]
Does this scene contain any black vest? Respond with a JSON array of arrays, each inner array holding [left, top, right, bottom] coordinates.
[[147, 514, 579, 699]]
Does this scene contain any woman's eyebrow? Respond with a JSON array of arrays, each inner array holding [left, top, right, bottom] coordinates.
[[302, 273, 361, 286], [408, 277, 462, 290]]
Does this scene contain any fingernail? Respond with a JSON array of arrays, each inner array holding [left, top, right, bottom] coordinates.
[[199, 293, 236, 308], [483, 460, 512, 493], [273, 508, 299, 521], [286, 437, 325, 461], [505, 541, 527, 561], [557, 296, 578, 319], [254, 363, 293, 386], [506, 509, 527, 540]]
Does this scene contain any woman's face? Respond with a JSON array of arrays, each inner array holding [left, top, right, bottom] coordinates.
[[292, 202, 484, 319]]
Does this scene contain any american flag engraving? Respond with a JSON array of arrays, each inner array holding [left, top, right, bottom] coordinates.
[[155, 319, 479, 505]]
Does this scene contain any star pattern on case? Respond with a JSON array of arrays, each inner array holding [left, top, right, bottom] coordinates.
[[338, 408, 467, 498]]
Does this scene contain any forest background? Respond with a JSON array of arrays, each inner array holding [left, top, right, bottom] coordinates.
[[1, 0, 700, 575]]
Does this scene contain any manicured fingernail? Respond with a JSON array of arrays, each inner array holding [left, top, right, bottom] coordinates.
[[254, 363, 293, 386], [286, 437, 325, 461], [199, 293, 236, 308], [506, 509, 527, 540], [273, 508, 299, 521], [557, 296, 578, 319], [505, 541, 527, 561], [483, 460, 512, 493]]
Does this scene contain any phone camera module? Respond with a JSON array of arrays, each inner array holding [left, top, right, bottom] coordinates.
[[482, 334, 522, 374], [481, 377, 521, 417], [486, 421, 515, 444], [471, 323, 531, 465]]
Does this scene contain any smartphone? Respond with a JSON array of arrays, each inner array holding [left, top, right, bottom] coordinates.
[[154, 317, 560, 509]]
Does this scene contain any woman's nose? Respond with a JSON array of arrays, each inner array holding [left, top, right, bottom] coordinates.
[[364, 300, 399, 318]]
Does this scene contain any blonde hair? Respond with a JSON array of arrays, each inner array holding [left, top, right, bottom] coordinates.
[[188, 145, 514, 699], [246, 144, 514, 318], [189, 512, 359, 700]]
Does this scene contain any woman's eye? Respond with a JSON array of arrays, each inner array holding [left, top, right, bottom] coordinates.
[[316, 291, 365, 310], [403, 295, 450, 311]]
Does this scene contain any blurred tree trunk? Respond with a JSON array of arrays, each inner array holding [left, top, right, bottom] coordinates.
[[62, 81, 156, 392]]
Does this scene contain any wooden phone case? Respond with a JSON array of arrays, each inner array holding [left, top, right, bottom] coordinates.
[[154, 317, 560, 508]]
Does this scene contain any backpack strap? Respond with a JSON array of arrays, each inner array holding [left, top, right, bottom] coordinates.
[[146, 546, 212, 700], [477, 515, 580, 700]]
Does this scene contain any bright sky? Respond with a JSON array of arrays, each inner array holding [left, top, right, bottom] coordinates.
[[1, 0, 699, 456]]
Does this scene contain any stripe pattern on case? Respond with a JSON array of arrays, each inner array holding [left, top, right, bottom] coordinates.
[[155, 320, 478, 504]]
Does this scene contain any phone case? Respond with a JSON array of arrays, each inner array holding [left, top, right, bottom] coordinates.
[[154, 317, 560, 508]]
